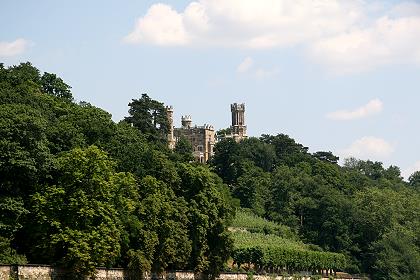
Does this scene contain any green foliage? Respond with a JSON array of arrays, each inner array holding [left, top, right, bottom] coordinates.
[[231, 209, 297, 240], [173, 135, 194, 162], [211, 127, 417, 278], [0, 62, 235, 278], [233, 163, 270, 216], [232, 231, 307, 251], [371, 227, 420, 280], [125, 94, 170, 146], [176, 163, 235, 276], [408, 171, 420, 191], [0, 236, 27, 264], [129, 176, 192, 273], [231, 231, 347, 273], [0, 197, 28, 239], [312, 151, 339, 165], [29, 146, 132, 275], [260, 134, 311, 166], [238, 138, 277, 172], [2, 62, 420, 279], [210, 138, 241, 185], [0, 103, 52, 196], [216, 127, 232, 138], [41, 72, 73, 101]]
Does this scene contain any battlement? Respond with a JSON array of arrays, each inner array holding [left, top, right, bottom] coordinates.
[[181, 115, 192, 121], [230, 102, 247, 141], [200, 124, 214, 130], [231, 103, 245, 111], [181, 115, 192, 128], [167, 103, 246, 162]]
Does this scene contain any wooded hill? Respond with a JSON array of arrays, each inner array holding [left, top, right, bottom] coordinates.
[[0, 62, 419, 280], [230, 209, 346, 276]]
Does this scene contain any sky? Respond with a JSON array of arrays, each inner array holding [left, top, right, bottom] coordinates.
[[1, 0, 420, 178]]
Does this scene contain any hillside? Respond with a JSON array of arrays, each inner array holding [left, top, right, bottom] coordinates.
[[0, 62, 419, 279], [230, 209, 346, 276], [0, 63, 234, 277]]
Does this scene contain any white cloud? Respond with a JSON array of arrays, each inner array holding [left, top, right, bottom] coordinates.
[[254, 68, 277, 80], [124, 3, 188, 46], [125, 0, 363, 48], [236, 57, 277, 79], [125, 1, 420, 73], [309, 15, 420, 73], [389, 2, 420, 18], [237, 57, 254, 73], [326, 99, 383, 121], [0, 38, 29, 57], [340, 136, 394, 160], [402, 160, 420, 180]]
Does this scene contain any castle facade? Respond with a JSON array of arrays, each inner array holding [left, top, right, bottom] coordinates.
[[167, 103, 247, 162]]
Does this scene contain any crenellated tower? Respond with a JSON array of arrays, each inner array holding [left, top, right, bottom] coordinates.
[[181, 115, 192, 128], [230, 103, 247, 142], [166, 106, 176, 149]]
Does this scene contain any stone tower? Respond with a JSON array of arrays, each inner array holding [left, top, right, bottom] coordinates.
[[166, 106, 176, 149], [181, 115, 192, 128], [230, 103, 247, 142]]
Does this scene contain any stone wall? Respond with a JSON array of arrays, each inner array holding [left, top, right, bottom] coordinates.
[[0, 266, 363, 280], [0, 265, 127, 280]]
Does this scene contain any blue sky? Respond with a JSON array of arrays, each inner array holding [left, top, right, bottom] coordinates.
[[1, 0, 420, 178]]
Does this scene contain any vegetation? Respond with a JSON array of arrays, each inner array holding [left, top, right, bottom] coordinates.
[[231, 210, 346, 275], [231, 209, 298, 240], [210, 134, 420, 279], [0, 62, 234, 278], [0, 62, 419, 280]]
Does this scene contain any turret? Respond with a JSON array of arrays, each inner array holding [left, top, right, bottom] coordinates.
[[181, 115, 192, 128], [230, 103, 247, 142], [166, 106, 175, 149]]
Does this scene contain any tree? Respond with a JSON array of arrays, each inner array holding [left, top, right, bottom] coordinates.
[[350, 188, 420, 274], [105, 126, 180, 186], [0, 236, 27, 264], [0, 104, 52, 196], [238, 137, 277, 172], [371, 227, 420, 280], [174, 136, 194, 162], [70, 102, 116, 146], [6, 62, 41, 88], [408, 171, 420, 191], [0, 197, 28, 264], [176, 163, 234, 277], [234, 162, 270, 216], [28, 146, 135, 275], [41, 72, 73, 101], [127, 176, 191, 273], [215, 128, 232, 138], [210, 138, 241, 185], [313, 151, 339, 164], [343, 158, 385, 180], [125, 94, 170, 145], [103, 121, 148, 173], [260, 134, 311, 166]]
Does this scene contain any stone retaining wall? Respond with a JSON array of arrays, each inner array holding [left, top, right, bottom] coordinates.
[[0, 265, 363, 280]]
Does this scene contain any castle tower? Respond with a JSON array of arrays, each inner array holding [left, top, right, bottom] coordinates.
[[166, 106, 176, 149], [181, 115, 192, 128], [230, 103, 247, 142]]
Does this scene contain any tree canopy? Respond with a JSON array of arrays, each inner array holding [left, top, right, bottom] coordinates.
[[1, 62, 419, 280], [0, 63, 235, 278]]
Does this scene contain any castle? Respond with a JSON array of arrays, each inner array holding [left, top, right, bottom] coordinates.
[[167, 103, 247, 162]]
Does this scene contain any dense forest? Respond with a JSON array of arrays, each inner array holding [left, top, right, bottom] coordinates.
[[0, 62, 419, 280]]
